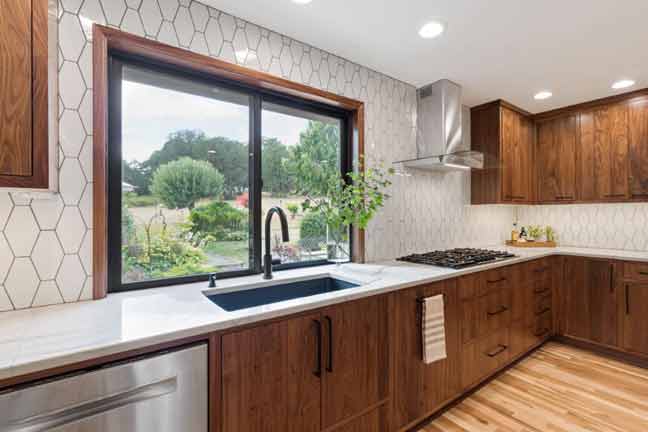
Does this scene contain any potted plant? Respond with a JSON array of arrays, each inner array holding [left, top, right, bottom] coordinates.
[[300, 159, 393, 264], [526, 225, 545, 242]]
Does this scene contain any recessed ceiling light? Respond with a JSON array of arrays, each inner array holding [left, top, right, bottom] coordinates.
[[612, 79, 635, 90], [292, 0, 313, 4], [419, 21, 445, 39], [534, 91, 553, 100]]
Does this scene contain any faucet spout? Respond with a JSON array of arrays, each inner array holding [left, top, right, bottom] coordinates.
[[263, 207, 290, 279]]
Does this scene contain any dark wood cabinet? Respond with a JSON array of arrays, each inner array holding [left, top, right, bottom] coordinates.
[[628, 98, 648, 199], [536, 115, 578, 202], [321, 296, 389, 429], [562, 257, 618, 346], [391, 280, 461, 431], [578, 104, 630, 201], [471, 101, 534, 204], [621, 282, 648, 355], [221, 313, 322, 432], [0, 0, 50, 188]]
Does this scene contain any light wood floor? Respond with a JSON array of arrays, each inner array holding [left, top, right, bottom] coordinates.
[[422, 342, 648, 432]]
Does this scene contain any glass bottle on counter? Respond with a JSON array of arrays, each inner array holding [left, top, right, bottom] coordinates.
[[511, 222, 519, 242]]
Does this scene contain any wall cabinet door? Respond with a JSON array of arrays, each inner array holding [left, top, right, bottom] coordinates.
[[622, 282, 648, 355], [501, 107, 533, 202], [0, 0, 49, 188], [321, 296, 389, 429], [628, 98, 648, 199], [221, 313, 322, 432], [537, 116, 577, 202], [563, 257, 618, 346], [578, 104, 629, 201], [392, 280, 461, 430]]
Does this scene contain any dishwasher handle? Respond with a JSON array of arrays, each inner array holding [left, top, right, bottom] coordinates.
[[5, 377, 178, 432]]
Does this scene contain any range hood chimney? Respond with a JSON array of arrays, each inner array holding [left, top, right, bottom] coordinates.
[[397, 79, 483, 171]]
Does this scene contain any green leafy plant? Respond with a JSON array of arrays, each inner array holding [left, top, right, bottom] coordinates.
[[186, 201, 248, 244], [150, 157, 224, 209], [299, 211, 327, 251], [286, 203, 300, 219], [545, 226, 556, 242], [301, 158, 393, 260], [527, 225, 545, 241]]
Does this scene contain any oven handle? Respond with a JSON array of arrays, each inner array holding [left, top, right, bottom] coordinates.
[[4, 377, 177, 432]]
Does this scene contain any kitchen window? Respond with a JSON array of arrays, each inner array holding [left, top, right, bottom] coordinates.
[[107, 54, 352, 292]]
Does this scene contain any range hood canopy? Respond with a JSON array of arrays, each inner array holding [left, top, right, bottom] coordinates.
[[397, 79, 483, 172]]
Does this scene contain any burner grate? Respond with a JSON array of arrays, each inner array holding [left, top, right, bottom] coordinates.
[[397, 248, 515, 269]]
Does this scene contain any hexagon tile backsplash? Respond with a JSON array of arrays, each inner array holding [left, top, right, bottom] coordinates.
[[6, 0, 643, 312]]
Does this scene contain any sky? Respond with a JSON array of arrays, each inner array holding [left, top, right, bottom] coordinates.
[[121, 80, 311, 162]]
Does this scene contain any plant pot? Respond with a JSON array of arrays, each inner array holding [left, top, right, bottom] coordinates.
[[327, 242, 348, 265]]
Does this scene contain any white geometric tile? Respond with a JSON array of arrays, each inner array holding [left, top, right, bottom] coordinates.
[[121, 8, 145, 37], [5, 259, 40, 309], [100, 0, 127, 26], [256, 37, 271, 71], [219, 42, 235, 64], [56, 255, 86, 302], [60, 110, 86, 157], [61, 0, 83, 13], [59, 12, 85, 60], [174, 6, 194, 47], [125, 0, 142, 8], [59, 62, 86, 109], [79, 230, 93, 275], [79, 185, 93, 228], [189, 32, 209, 56], [31, 195, 64, 230], [0, 193, 12, 230], [0, 235, 12, 284], [78, 43, 93, 89], [157, 21, 179, 47], [268, 32, 282, 57], [158, 0, 180, 20], [32, 232, 64, 280], [0, 288, 12, 312], [244, 24, 261, 51], [189, 1, 208, 32], [140, 0, 163, 36], [204, 17, 223, 56], [79, 277, 93, 301], [218, 13, 235, 41], [56, 207, 86, 253], [79, 0, 107, 25], [232, 29, 247, 64], [32, 281, 64, 307], [79, 91, 93, 134], [79, 137, 94, 180], [4, 207, 39, 257], [59, 158, 86, 205]]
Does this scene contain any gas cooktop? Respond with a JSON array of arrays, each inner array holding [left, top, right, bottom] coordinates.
[[396, 248, 516, 269]]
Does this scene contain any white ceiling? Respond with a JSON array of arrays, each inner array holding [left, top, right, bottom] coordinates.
[[206, 0, 648, 113]]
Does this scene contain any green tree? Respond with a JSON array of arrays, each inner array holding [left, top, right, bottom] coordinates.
[[150, 157, 224, 209], [290, 121, 340, 196], [262, 137, 292, 196], [122, 160, 151, 195]]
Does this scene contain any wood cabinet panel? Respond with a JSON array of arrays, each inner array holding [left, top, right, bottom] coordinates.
[[477, 287, 512, 336], [391, 280, 461, 430], [501, 107, 533, 202], [578, 105, 629, 201], [470, 103, 501, 204], [330, 407, 388, 432], [563, 257, 617, 346], [221, 314, 322, 432], [628, 98, 648, 198], [461, 328, 510, 389], [537, 116, 577, 202], [321, 296, 389, 429], [622, 282, 648, 355], [0, 0, 33, 176]]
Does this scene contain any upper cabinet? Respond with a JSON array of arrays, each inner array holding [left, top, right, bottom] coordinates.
[[0, 0, 55, 190], [628, 98, 648, 199], [536, 115, 577, 203], [471, 101, 534, 204]]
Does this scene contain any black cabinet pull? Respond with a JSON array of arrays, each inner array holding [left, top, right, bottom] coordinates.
[[487, 278, 507, 284], [313, 319, 322, 378], [603, 193, 625, 198], [534, 267, 549, 273], [638, 271, 648, 276], [625, 284, 630, 315], [487, 305, 508, 316], [486, 344, 508, 357], [324, 315, 333, 373], [533, 286, 550, 294], [534, 328, 550, 337], [505, 195, 526, 200], [609, 264, 614, 293], [535, 307, 551, 316], [554, 195, 574, 200]]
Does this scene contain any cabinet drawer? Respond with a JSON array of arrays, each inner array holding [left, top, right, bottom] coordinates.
[[478, 328, 511, 377], [478, 287, 511, 336], [533, 293, 552, 316], [623, 262, 648, 281], [533, 310, 552, 341], [458, 273, 480, 300], [531, 278, 552, 297], [478, 267, 511, 297], [527, 258, 551, 281]]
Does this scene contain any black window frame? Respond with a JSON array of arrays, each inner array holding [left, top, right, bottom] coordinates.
[[107, 52, 353, 293]]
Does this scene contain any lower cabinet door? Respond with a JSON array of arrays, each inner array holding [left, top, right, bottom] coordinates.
[[221, 313, 322, 432], [622, 282, 648, 355], [321, 295, 389, 429], [462, 328, 510, 389], [392, 280, 461, 430]]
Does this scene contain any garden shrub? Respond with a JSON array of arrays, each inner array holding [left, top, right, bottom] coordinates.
[[187, 201, 248, 243], [299, 211, 327, 251]]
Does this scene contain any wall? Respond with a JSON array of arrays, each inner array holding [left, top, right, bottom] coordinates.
[[0, 0, 513, 312]]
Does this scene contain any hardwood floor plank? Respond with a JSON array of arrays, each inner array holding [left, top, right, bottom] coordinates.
[[422, 342, 648, 432]]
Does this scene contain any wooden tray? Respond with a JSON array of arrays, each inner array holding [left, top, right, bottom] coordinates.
[[506, 240, 557, 248]]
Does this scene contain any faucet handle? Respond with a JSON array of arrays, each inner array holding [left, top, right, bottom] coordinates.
[[271, 258, 282, 265], [208, 273, 217, 288]]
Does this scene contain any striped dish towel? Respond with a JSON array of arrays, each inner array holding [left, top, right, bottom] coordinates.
[[421, 294, 447, 364]]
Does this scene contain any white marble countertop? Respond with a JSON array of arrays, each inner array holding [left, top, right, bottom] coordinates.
[[1, 245, 647, 382]]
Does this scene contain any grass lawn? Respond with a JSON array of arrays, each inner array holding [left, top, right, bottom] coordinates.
[[205, 240, 249, 264]]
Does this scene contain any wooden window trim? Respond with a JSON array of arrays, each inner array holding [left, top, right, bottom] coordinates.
[[92, 25, 366, 299]]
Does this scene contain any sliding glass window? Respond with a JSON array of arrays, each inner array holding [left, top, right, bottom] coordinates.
[[108, 55, 351, 292]]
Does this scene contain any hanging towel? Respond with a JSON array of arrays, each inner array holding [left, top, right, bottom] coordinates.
[[421, 294, 447, 364]]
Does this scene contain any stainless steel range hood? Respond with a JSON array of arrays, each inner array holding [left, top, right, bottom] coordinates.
[[397, 79, 483, 171]]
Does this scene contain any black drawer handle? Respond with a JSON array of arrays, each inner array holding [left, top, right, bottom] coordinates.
[[535, 306, 551, 316], [487, 305, 508, 316], [534, 287, 550, 294], [486, 344, 508, 357], [626, 284, 630, 315], [487, 278, 507, 284], [534, 267, 549, 273], [638, 271, 648, 276], [604, 193, 625, 198], [505, 195, 526, 200], [554, 195, 574, 200], [534, 328, 550, 337], [324, 315, 333, 373], [313, 319, 322, 378]]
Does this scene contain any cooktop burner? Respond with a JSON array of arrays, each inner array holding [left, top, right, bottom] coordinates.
[[397, 248, 516, 269]]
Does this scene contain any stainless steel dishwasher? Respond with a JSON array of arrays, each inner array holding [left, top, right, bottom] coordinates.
[[0, 343, 208, 432]]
